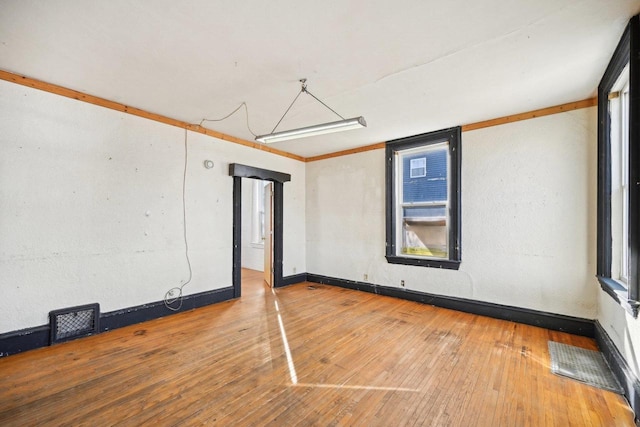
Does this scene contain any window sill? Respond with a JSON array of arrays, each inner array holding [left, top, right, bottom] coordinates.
[[386, 255, 461, 270], [597, 276, 639, 318]]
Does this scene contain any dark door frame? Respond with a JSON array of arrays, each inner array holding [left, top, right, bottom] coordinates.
[[229, 163, 291, 297]]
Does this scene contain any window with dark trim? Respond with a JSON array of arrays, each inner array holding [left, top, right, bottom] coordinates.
[[386, 127, 461, 270], [597, 14, 640, 317]]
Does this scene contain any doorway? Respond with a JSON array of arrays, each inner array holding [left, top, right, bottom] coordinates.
[[230, 163, 291, 298]]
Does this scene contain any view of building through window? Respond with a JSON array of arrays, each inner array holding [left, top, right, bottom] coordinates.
[[398, 143, 449, 258]]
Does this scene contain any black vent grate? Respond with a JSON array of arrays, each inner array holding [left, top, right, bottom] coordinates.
[[49, 303, 100, 344]]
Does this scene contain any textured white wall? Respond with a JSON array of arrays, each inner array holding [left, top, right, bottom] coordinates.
[[0, 80, 305, 333], [598, 284, 640, 379], [306, 107, 597, 319]]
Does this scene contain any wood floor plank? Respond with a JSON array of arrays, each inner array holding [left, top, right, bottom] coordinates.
[[0, 269, 635, 426]]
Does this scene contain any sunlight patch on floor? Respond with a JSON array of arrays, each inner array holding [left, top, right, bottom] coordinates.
[[271, 286, 417, 392], [292, 383, 419, 392], [274, 298, 298, 384]]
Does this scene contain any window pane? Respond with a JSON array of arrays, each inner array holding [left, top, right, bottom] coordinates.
[[398, 143, 449, 259], [401, 206, 448, 258], [409, 157, 427, 178], [609, 70, 630, 285], [402, 148, 447, 203]]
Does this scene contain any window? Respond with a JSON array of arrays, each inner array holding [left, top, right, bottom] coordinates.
[[251, 180, 269, 247], [610, 71, 629, 284], [386, 127, 461, 269], [597, 14, 639, 317], [410, 157, 427, 178]]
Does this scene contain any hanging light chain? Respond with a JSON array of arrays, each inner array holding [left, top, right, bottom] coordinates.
[[270, 78, 346, 134], [302, 87, 345, 121]]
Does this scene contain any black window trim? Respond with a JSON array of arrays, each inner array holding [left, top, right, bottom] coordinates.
[[385, 126, 461, 270], [597, 14, 640, 317]]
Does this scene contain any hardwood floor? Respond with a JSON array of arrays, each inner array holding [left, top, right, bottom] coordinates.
[[0, 269, 635, 426]]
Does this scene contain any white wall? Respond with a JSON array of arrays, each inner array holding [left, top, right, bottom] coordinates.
[[306, 107, 597, 319], [598, 290, 640, 379], [0, 80, 305, 334]]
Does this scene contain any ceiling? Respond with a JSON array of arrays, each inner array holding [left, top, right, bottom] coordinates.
[[1, 1, 638, 158]]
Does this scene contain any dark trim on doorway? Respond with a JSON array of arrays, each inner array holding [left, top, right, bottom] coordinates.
[[232, 176, 242, 298], [272, 181, 284, 288], [229, 163, 291, 293], [595, 321, 640, 423], [229, 163, 291, 183], [307, 273, 594, 337], [0, 286, 234, 357]]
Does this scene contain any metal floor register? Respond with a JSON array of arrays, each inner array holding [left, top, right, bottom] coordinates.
[[548, 341, 623, 394]]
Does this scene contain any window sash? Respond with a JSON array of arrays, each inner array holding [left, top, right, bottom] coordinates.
[[610, 76, 630, 285], [395, 143, 450, 260], [620, 83, 630, 284]]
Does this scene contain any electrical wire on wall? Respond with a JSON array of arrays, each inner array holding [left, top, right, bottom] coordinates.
[[164, 102, 256, 311], [164, 128, 193, 311]]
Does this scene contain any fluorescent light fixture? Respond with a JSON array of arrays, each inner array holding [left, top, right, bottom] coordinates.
[[256, 79, 366, 144], [255, 116, 366, 144]]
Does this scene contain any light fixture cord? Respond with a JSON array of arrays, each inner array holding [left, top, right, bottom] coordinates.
[[199, 102, 257, 137], [164, 128, 193, 311]]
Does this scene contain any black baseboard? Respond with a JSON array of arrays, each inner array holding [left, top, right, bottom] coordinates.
[[0, 325, 50, 358], [0, 286, 235, 358], [595, 321, 640, 423], [278, 273, 308, 287], [307, 273, 595, 337], [100, 286, 234, 331]]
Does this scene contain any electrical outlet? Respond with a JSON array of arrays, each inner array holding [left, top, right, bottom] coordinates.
[[293, 267, 297, 274], [400, 280, 405, 287], [363, 274, 368, 281]]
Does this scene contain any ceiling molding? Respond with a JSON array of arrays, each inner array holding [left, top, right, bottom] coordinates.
[[1, 69, 597, 165], [305, 142, 387, 162], [305, 97, 598, 162], [460, 97, 598, 133], [0, 69, 305, 162]]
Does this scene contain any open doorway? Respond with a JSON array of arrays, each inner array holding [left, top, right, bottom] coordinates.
[[239, 179, 273, 287], [239, 179, 269, 269], [230, 163, 291, 298]]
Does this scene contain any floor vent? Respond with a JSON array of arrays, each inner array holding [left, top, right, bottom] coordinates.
[[548, 341, 623, 394], [49, 303, 100, 344]]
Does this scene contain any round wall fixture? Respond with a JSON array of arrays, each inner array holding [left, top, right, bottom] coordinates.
[[203, 160, 214, 169]]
